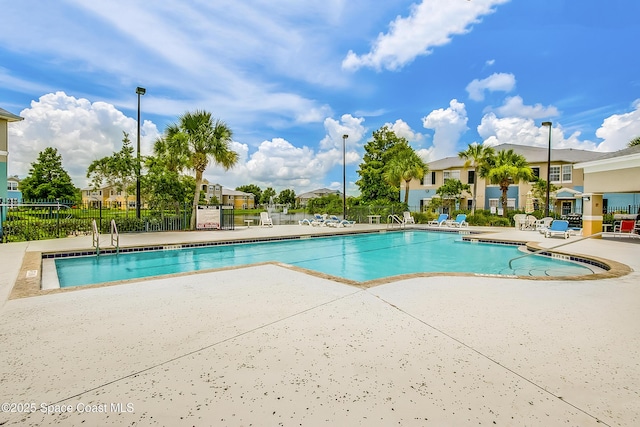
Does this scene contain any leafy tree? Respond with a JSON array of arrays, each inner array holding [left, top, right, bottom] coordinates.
[[20, 147, 78, 201], [86, 131, 137, 212], [531, 179, 560, 214], [236, 184, 262, 206], [458, 143, 495, 213], [142, 156, 195, 214], [356, 125, 411, 203], [164, 111, 239, 229], [486, 149, 534, 217], [383, 147, 427, 206], [628, 136, 640, 147], [277, 188, 296, 206], [260, 187, 276, 205], [436, 178, 471, 211], [308, 193, 344, 215]]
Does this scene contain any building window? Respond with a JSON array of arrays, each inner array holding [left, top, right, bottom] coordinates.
[[531, 167, 540, 180], [443, 170, 460, 181], [467, 170, 475, 184], [549, 166, 561, 183], [7, 181, 18, 191], [423, 171, 436, 185], [489, 198, 516, 212], [562, 165, 572, 182]]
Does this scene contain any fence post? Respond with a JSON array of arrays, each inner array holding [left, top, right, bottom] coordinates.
[[99, 201, 103, 232]]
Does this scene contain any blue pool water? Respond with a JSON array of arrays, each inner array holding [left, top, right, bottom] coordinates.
[[55, 231, 596, 288]]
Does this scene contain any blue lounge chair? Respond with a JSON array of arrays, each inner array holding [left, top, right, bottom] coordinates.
[[447, 214, 468, 228], [545, 220, 570, 239], [428, 214, 448, 227]]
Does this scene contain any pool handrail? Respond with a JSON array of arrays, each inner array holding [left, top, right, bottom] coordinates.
[[91, 219, 100, 256], [110, 219, 120, 254], [508, 231, 604, 269]]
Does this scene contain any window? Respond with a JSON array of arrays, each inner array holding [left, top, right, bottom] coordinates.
[[531, 167, 540, 180], [549, 166, 561, 182], [7, 181, 18, 191], [562, 165, 572, 182], [467, 170, 475, 184], [443, 170, 460, 181], [423, 171, 436, 185]]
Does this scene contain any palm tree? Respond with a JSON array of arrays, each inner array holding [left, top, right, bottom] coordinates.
[[628, 136, 640, 147], [458, 143, 495, 214], [487, 149, 534, 217], [168, 111, 239, 229], [383, 148, 427, 206]]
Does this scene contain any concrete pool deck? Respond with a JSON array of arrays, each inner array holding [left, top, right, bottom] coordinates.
[[0, 225, 638, 426]]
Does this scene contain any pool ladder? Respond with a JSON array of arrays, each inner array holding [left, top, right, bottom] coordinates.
[[387, 214, 405, 229], [91, 219, 120, 256]]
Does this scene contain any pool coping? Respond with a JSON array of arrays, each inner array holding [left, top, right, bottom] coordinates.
[[10, 228, 632, 299]]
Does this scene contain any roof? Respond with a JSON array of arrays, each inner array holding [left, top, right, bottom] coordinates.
[[427, 143, 605, 170], [297, 188, 340, 199], [222, 188, 253, 197], [0, 107, 23, 122], [580, 144, 640, 162]]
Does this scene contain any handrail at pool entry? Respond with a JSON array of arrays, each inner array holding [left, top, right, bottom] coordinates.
[[91, 219, 100, 256], [508, 231, 604, 269], [387, 214, 404, 229], [110, 219, 120, 254]]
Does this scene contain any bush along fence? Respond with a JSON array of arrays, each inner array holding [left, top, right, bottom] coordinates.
[[0, 200, 234, 243]]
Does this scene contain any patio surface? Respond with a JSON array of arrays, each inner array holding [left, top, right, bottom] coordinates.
[[0, 224, 638, 426]]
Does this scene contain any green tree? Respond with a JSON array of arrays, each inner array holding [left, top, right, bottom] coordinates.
[[458, 143, 495, 214], [531, 178, 560, 214], [20, 147, 78, 201], [260, 187, 276, 205], [628, 136, 640, 147], [236, 184, 262, 206], [142, 156, 194, 214], [277, 188, 296, 206], [436, 178, 471, 211], [382, 147, 427, 206], [356, 125, 411, 203], [86, 132, 137, 212], [165, 111, 239, 229], [487, 149, 534, 217]]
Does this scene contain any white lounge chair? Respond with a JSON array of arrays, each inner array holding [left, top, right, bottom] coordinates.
[[259, 211, 273, 227], [403, 211, 415, 224], [535, 217, 553, 233], [336, 219, 355, 228], [513, 214, 527, 230]]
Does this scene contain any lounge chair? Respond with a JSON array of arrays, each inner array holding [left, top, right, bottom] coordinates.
[[336, 219, 356, 228], [545, 220, 569, 239], [310, 214, 326, 227], [259, 211, 273, 227], [325, 215, 342, 227], [403, 211, 415, 224], [298, 218, 312, 226], [535, 217, 553, 233], [525, 215, 538, 230], [447, 214, 468, 228], [428, 214, 448, 227], [613, 219, 640, 238]]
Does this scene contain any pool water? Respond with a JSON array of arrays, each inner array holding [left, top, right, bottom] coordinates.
[[55, 231, 596, 288]]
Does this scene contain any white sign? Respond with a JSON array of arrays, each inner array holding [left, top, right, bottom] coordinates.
[[196, 206, 221, 230]]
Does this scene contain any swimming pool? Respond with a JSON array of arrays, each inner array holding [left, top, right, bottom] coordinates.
[[54, 230, 597, 288]]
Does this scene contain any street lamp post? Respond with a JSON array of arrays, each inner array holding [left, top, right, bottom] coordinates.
[[342, 134, 348, 219], [135, 86, 146, 219], [542, 121, 552, 217]]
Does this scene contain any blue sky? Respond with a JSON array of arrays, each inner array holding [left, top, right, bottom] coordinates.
[[2, 0, 639, 195]]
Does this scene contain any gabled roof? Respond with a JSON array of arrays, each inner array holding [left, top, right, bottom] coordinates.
[[222, 188, 253, 197], [427, 143, 605, 170], [0, 107, 23, 122], [297, 188, 340, 199]]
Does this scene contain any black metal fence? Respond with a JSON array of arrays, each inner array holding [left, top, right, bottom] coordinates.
[[0, 200, 235, 243]]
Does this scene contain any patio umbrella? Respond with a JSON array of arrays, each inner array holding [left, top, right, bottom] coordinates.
[[525, 191, 535, 214]]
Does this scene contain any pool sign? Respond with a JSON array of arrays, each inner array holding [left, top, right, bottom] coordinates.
[[196, 205, 221, 230]]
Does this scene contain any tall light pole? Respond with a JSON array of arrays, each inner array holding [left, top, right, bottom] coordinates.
[[342, 134, 348, 219], [135, 86, 146, 219], [542, 121, 552, 217]]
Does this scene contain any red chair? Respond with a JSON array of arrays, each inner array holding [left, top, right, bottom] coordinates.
[[613, 220, 639, 238]]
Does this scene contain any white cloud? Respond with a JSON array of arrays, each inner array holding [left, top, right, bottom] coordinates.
[[594, 99, 640, 152], [343, 0, 509, 71], [492, 96, 559, 119], [384, 119, 425, 144], [466, 72, 516, 101], [477, 112, 597, 151], [8, 92, 160, 187], [319, 114, 367, 151], [422, 99, 469, 159], [485, 59, 495, 67]]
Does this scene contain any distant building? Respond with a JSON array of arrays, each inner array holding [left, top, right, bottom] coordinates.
[[81, 185, 140, 209], [296, 188, 341, 207], [1, 107, 23, 229], [6, 175, 22, 205], [405, 143, 640, 215], [199, 180, 255, 209]]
